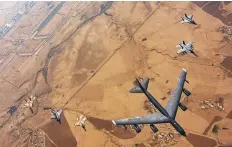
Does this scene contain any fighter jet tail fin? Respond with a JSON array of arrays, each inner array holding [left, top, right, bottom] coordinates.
[[182, 41, 186, 45], [184, 13, 188, 18], [181, 21, 185, 24], [129, 78, 149, 93]]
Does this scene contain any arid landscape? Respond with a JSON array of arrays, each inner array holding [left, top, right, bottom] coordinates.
[[0, 1, 232, 147]]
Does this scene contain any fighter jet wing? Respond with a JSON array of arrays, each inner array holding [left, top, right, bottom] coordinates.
[[57, 109, 63, 116], [188, 15, 193, 19], [51, 114, 56, 119], [186, 41, 193, 48], [129, 78, 149, 93], [177, 48, 186, 54], [112, 113, 169, 125], [165, 68, 187, 119]]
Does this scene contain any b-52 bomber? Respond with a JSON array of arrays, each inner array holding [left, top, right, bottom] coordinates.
[[176, 40, 198, 57], [44, 107, 63, 124], [181, 13, 197, 25], [112, 68, 191, 136]]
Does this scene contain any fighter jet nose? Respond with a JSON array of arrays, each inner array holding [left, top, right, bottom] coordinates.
[[182, 68, 187, 72]]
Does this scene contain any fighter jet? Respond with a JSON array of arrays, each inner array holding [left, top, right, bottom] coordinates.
[[23, 96, 36, 113], [112, 68, 191, 137], [43, 107, 63, 124], [75, 115, 87, 131], [176, 40, 198, 57], [181, 13, 197, 25]]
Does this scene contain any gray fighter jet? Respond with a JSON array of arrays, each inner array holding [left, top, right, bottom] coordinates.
[[112, 68, 191, 136], [176, 40, 198, 57], [44, 107, 63, 124], [181, 13, 197, 25]]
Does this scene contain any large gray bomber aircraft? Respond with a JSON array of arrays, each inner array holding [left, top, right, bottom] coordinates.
[[112, 68, 192, 137]]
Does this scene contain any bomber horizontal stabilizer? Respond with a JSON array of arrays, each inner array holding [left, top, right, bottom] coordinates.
[[129, 78, 149, 93]]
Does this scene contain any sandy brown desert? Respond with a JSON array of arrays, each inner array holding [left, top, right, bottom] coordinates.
[[0, 1, 232, 147]]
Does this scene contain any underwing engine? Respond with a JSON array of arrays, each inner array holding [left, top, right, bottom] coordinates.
[[178, 103, 188, 111], [183, 88, 191, 96], [150, 124, 158, 133], [132, 124, 141, 133]]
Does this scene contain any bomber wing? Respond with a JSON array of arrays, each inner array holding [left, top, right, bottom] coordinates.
[[186, 41, 193, 48], [112, 113, 169, 125], [165, 68, 187, 119]]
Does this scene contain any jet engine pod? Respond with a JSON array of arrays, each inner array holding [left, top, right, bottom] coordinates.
[[150, 124, 158, 133], [183, 88, 191, 96], [178, 102, 187, 111], [132, 124, 141, 133]]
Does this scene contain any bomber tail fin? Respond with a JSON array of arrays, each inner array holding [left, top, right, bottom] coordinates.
[[43, 107, 52, 110], [129, 78, 149, 93]]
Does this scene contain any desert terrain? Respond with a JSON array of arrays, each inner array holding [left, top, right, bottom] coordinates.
[[0, 1, 232, 147]]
